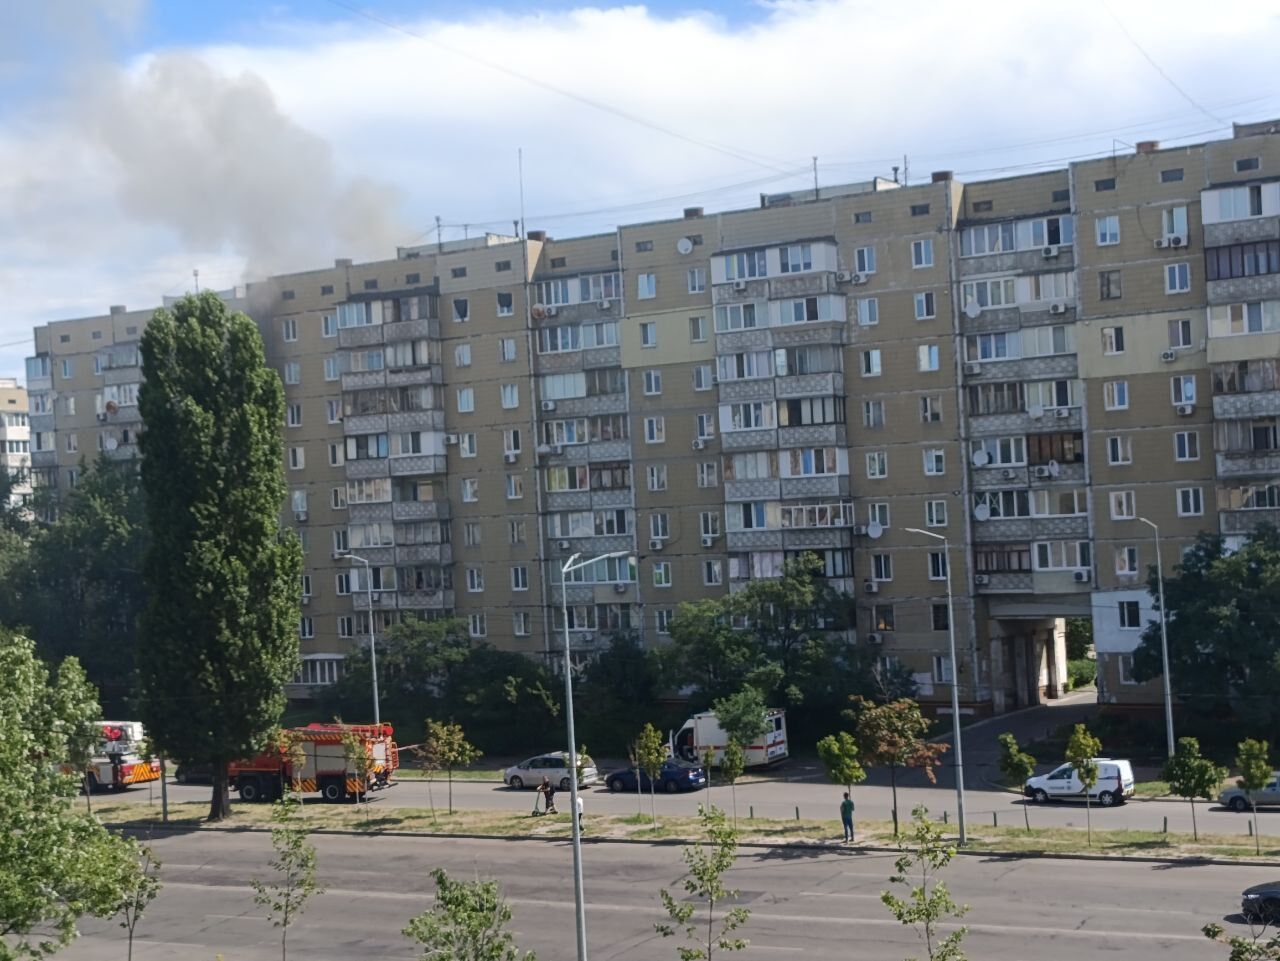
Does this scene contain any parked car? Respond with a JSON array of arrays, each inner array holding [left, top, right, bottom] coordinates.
[[605, 759, 708, 794], [1219, 772, 1280, 812], [1024, 758, 1135, 806], [173, 763, 213, 785], [503, 752, 599, 791], [1242, 881, 1280, 923]]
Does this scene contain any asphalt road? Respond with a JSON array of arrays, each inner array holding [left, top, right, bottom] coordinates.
[[126, 773, 1280, 838], [59, 831, 1273, 960]]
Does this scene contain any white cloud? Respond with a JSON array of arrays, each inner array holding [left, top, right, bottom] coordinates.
[[4, 0, 1280, 377]]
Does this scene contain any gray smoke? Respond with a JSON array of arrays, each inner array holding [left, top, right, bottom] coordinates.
[[80, 53, 408, 275]]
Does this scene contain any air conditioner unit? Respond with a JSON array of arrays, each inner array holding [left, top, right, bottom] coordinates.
[[863, 580, 879, 594], [444, 433, 459, 445], [540, 400, 556, 412], [598, 300, 610, 309], [851, 524, 869, 536], [974, 574, 990, 586], [503, 452, 518, 464], [733, 280, 748, 291], [962, 363, 981, 376], [1073, 570, 1090, 583], [1154, 237, 1169, 250], [576, 631, 596, 643], [866, 632, 883, 645], [1049, 303, 1067, 315], [1176, 403, 1194, 416], [301, 595, 311, 605], [1168, 234, 1187, 248], [1001, 468, 1016, 479], [850, 273, 868, 285], [692, 439, 706, 451], [96, 412, 107, 422], [550, 444, 564, 456], [370, 592, 381, 604], [331, 550, 346, 560], [557, 539, 572, 550], [545, 306, 558, 317], [1033, 466, 1051, 478], [701, 535, 715, 547], [536, 444, 552, 456], [294, 510, 309, 523], [1055, 407, 1071, 419], [649, 538, 665, 551], [835, 270, 854, 283], [613, 582, 628, 594], [1160, 349, 1177, 362], [1042, 245, 1059, 258]]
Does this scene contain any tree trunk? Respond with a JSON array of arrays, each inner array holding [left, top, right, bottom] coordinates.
[[635, 766, 642, 816], [1022, 798, 1030, 834], [1190, 798, 1197, 842], [730, 781, 737, 831], [650, 780, 657, 827], [1253, 802, 1261, 855], [1084, 793, 1091, 847], [83, 773, 93, 815], [889, 765, 899, 836], [209, 761, 231, 821], [447, 768, 453, 815]]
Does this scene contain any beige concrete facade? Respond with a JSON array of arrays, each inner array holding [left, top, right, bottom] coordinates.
[[25, 124, 1280, 713], [0, 378, 30, 507]]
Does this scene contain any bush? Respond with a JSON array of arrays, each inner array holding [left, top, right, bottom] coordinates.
[[1066, 658, 1096, 690]]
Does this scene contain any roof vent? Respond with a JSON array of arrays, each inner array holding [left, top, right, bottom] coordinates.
[[1135, 140, 1160, 155], [334, 258, 352, 268], [931, 170, 954, 183], [108, 305, 127, 315], [527, 230, 547, 242], [683, 206, 704, 219]]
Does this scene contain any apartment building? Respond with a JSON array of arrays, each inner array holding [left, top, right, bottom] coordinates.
[[0, 378, 31, 507], [25, 121, 1280, 716]]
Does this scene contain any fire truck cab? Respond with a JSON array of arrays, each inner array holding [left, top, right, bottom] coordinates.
[[230, 723, 399, 803], [74, 720, 161, 792]]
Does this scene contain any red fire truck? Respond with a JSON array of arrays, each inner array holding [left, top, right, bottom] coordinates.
[[64, 721, 162, 792], [229, 723, 399, 803]]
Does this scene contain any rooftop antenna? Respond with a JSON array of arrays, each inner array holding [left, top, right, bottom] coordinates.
[[903, 154, 909, 186], [892, 165, 900, 184], [812, 156, 819, 200], [193, 268, 200, 293], [435, 215, 443, 254], [518, 147, 527, 239]]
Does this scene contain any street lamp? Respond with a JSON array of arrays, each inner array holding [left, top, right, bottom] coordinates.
[[1137, 517, 1175, 758], [904, 528, 968, 845], [344, 552, 380, 727], [559, 548, 630, 961]]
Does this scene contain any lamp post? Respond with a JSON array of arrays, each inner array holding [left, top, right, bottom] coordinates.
[[559, 548, 630, 961], [344, 552, 380, 727], [1137, 517, 1175, 758], [904, 528, 967, 845]]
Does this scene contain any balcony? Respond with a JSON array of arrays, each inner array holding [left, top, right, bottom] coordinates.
[[591, 488, 633, 510], [337, 324, 386, 348], [972, 514, 1089, 542], [775, 372, 840, 398], [712, 278, 769, 304], [32, 450, 57, 468], [1208, 274, 1280, 306], [29, 413, 53, 434], [344, 413, 387, 434], [726, 529, 783, 551], [347, 546, 394, 566], [959, 306, 1021, 335], [549, 393, 628, 418], [348, 502, 393, 524], [341, 370, 386, 392], [388, 409, 445, 432], [534, 352, 584, 376], [108, 405, 143, 426], [780, 475, 849, 499], [398, 588, 454, 610], [771, 324, 844, 350], [957, 246, 1076, 278], [721, 428, 778, 451], [970, 465, 1029, 490], [975, 571, 1034, 593], [1222, 509, 1280, 535], [582, 346, 621, 370], [1214, 392, 1280, 419], [103, 366, 140, 387], [386, 365, 442, 388], [104, 443, 138, 461], [724, 478, 781, 502], [395, 543, 452, 565], [545, 490, 592, 511], [718, 379, 775, 403], [391, 499, 447, 522], [778, 424, 847, 447], [713, 328, 772, 353], [345, 458, 389, 480], [774, 527, 848, 550], [1217, 450, 1280, 478], [382, 317, 440, 342], [964, 354, 1078, 383], [1204, 216, 1280, 248], [389, 454, 447, 476], [589, 439, 631, 461], [351, 590, 398, 611]]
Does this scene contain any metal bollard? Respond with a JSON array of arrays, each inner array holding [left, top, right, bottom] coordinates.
[[943, 810, 948, 824], [1250, 821, 1254, 837], [993, 811, 998, 828], [1163, 816, 1168, 834], [795, 806, 800, 821], [750, 806, 754, 820]]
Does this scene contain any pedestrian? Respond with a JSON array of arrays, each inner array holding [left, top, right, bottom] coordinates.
[[576, 794, 584, 832], [539, 776, 558, 815], [840, 791, 855, 843]]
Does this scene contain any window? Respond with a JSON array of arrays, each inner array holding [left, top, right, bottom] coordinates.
[[1099, 270, 1122, 300], [854, 246, 876, 274], [778, 244, 812, 273], [653, 562, 672, 588], [499, 337, 517, 362], [926, 500, 948, 527], [1116, 546, 1139, 576], [643, 370, 662, 395], [461, 477, 479, 502], [284, 362, 300, 385], [699, 511, 721, 538], [911, 239, 934, 268], [1118, 600, 1141, 629], [637, 274, 657, 299], [1101, 326, 1125, 354], [466, 567, 485, 592], [450, 266, 466, 279], [635, 240, 653, 253], [866, 451, 888, 479], [871, 554, 893, 581], [687, 268, 706, 293], [288, 446, 305, 470], [1109, 490, 1136, 519], [1095, 178, 1116, 191], [1104, 380, 1129, 410], [500, 383, 519, 409], [923, 449, 945, 475], [917, 344, 940, 372], [454, 344, 472, 368], [868, 502, 890, 527], [299, 617, 314, 640], [914, 292, 935, 320], [703, 561, 722, 586], [286, 404, 302, 428], [647, 465, 667, 491], [697, 462, 717, 488], [469, 614, 487, 638], [452, 298, 469, 323], [1177, 486, 1204, 516], [463, 522, 481, 547], [863, 400, 885, 428], [932, 655, 954, 684], [281, 318, 297, 342], [861, 349, 882, 377], [689, 315, 706, 342], [1162, 205, 1189, 237], [928, 551, 948, 580], [327, 442, 343, 467], [693, 365, 713, 391], [640, 322, 656, 348], [1174, 431, 1199, 461], [1107, 435, 1132, 465], [459, 433, 477, 457], [854, 210, 872, 224], [1161, 168, 1184, 183], [910, 203, 930, 217], [920, 396, 942, 423], [928, 604, 949, 632], [643, 416, 665, 444], [1171, 375, 1196, 405], [1205, 240, 1280, 281], [509, 519, 526, 544], [696, 413, 715, 439], [513, 613, 531, 636], [873, 605, 895, 631], [511, 566, 529, 591], [452, 387, 474, 414], [1236, 156, 1261, 172], [322, 314, 337, 337], [1168, 318, 1192, 349], [856, 298, 879, 326], [1095, 215, 1120, 246], [1165, 262, 1191, 294], [337, 617, 353, 639], [655, 609, 674, 634], [505, 474, 523, 500], [323, 357, 340, 381], [497, 292, 514, 316], [504, 429, 522, 455]]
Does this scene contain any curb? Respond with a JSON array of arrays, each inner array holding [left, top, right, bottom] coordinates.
[[105, 820, 1280, 868]]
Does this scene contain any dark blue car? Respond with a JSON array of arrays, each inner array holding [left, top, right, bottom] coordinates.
[[604, 759, 707, 794]]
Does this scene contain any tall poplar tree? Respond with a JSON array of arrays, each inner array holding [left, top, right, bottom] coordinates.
[[136, 292, 302, 821]]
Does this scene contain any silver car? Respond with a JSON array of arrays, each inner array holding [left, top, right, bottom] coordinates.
[[503, 752, 599, 791], [1219, 771, 1280, 812]]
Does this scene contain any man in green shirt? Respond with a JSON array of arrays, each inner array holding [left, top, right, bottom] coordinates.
[[840, 792, 855, 842]]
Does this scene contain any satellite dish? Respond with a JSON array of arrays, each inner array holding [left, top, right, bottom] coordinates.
[[104, 400, 119, 415], [1028, 405, 1044, 419], [964, 300, 981, 319], [973, 503, 991, 522], [103, 437, 118, 451], [531, 304, 547, 320], [1047, 459, 1061, 477], [971, 449, 990, 467], [676, 237, 694, 255], [866, 521, 884, 540]]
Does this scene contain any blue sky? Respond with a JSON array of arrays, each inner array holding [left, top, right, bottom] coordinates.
[[2, 0, 1279, 377]]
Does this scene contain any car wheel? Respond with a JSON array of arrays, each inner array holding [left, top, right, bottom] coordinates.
[[174, 770, 188, 785], [1230, 796, 1248, 813], [508, 776, 524, 790], [1032, 788, 1049, 804], [320, 779, 346, 803], [560, 777, 572, 792], [1097, 791, 1116, 807], [238, 778, 263, 803], [607, 778, 623, 793], [1264, 899, 1280, 924], [664, 779, 679, 794]]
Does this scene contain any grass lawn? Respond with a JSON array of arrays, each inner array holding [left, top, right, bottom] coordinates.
[[96, 799, 1280, 860], [394, 766, 507, 782]]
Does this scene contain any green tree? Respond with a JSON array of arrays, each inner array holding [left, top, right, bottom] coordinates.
[[1064, 723, 1102, 846], [403, 869, 535, 961], [576, 631, 666, 754], [881, 805, 969, 961], [337, 722, 375, 824], [0, 631, 139, 960], [712, 688, 769, 754], [111, 840, 162, 961], [816, 732, 867, 797], [665, 599, 767, 705], [656, 805, 750, 960], [635, 722, 667, 827], [1131, 526, 1280, 739], [996, 733, 1036, 833], [1204, 922, 1280, 961], [421, 719, 482, 816], [1064, 617, 1093, 661], [251, 792, 323, 961], [849, 697, 949, 836], [1162, 736, 1227, 842], [720, 740, 746, 830], [136, 292, 302, 822], [1237, 738, 1272, 856]]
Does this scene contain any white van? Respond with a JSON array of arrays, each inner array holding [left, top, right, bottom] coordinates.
[[1024, 758, 1135, 807]]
